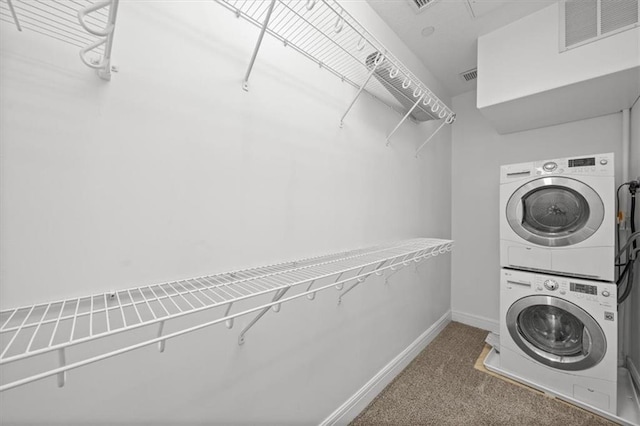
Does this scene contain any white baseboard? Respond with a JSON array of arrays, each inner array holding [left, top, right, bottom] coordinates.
[[319, 310, 452, 426], [451, 310, 499, 333], [628, 356, 640, 393]]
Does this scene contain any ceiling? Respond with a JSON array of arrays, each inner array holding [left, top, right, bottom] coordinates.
[[366, 0, 555, 97]]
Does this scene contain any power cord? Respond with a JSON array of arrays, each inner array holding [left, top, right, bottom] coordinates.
[[617, 179, 639, 305]]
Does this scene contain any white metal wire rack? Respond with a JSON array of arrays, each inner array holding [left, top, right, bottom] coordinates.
[[0, 237, 453, 392], [215, 0, 456, 154], [0, 0, 120, 80]]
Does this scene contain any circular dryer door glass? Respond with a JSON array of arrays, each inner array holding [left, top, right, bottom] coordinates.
[[518, 305, 583, 356], [522, 186, 589, 237], [506, 177, 605, 247]]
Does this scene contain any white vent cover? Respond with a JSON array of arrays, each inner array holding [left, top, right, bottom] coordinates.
[[406, 0, 439, 14], [460, 68, 478, 82], [560, 0, 639, 51]]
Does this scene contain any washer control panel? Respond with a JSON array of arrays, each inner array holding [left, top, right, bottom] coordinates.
[[503, 270, 616, 306]]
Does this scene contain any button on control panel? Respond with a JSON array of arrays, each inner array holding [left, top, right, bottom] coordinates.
[[543, 162, 557, 172]]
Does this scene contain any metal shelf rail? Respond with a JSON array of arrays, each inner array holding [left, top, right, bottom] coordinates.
[[215, 0, 456, 155], [0, 0, 120, 80], [0, 237, 452, 392]]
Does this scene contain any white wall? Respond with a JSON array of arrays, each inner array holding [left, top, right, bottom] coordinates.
[[629, 98, 640, 383], [476, 3, 640, 134], [477, 3, 640, 108], [451, 89, 623, 329], [0, 2, 452, 424]]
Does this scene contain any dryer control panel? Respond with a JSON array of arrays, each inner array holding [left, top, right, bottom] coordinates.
[[534, 153, 614, 177], [500, 152, 614, 182]]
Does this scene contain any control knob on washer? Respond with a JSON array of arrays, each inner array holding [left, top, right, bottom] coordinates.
[[543, 279, 559, 291], [602, 290, 610, 297]]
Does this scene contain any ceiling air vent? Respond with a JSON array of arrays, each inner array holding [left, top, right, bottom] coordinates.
[[560, 0, 639, 51], [406, 0, 439, 14], [460, 68, 478, 82]]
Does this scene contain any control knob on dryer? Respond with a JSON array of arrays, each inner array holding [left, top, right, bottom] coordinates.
[[543, 279, 559, 291]]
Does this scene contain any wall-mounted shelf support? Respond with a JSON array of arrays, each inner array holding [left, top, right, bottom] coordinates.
[[57, 349, 66, 388], [157, 321, 166, 352], [338, 271, 370, 303], [238, 286, 289, 345], [340, 52, 383, 127], [224, 303, 234, 329], [415, 118, 451, 158], [306, 280, 317, 300], [77, 0, 120, 80], [1, 0, 121, 80], [217, 0, 456, 148], [0, 238, 452, 392], [242, 0, 277, 91], [386, 92, 425, 146]]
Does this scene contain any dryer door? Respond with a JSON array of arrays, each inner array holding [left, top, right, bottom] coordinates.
[[506, 295, 606, 371], [505, 177, 604, 247]]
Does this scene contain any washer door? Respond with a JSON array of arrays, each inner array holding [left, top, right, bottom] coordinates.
[[506, 177, 604, 247], [506, 295, 606, 371]]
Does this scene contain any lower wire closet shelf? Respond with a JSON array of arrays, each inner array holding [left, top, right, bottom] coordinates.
[[0, 237, 453, 392]]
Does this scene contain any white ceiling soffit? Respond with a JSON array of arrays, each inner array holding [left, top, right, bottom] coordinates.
[[366, 0, 554, 96]]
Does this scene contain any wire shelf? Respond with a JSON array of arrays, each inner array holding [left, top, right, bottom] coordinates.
[[215, 0, 455, 124], [1, 0, 120, 80], [0, 237, 453, 392]]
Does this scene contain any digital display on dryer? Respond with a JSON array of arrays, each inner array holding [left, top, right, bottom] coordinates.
[[568, 157, 595, 167], [570, 283, 597, 295]]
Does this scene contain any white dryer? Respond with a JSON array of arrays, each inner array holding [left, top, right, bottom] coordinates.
[[500, 268, 618, 414], [500, 153, 615, 281]]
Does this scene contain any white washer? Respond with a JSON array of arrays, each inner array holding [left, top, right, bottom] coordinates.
[[500, 153, 615, 281], [500, 268, 618, 415]]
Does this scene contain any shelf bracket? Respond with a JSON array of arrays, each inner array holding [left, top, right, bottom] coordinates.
[[386, 92, 425, 146], [339, 53, 383, 127], [77, 0, 120, 81], [338, 266, 368, 304], [374, 260, 388, 276], [157, 321, 166, 353], [224, 303, 235, 329], [333, 272, 345, 290], [6, 0, 22, 31], [385, 257, 405, 284], [57, 349, 66, 388], [415, 118, 448, 158], [306, 280, 317, 300], [238, 287, 289, 345], [242, 0, 277, 91]]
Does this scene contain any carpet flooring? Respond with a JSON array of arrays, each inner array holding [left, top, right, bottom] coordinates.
[[351, 322, 616, 426]]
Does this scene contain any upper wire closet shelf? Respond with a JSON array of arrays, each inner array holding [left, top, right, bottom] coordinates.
[[216, 0, 456, 155], [0, 237, 453, 392], [0, 0, 120, 80]]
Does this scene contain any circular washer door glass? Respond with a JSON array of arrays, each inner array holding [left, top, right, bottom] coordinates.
[[518, 304, 583, 356]]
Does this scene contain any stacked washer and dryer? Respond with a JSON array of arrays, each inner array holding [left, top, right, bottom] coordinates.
[[496, 153, 619, 416]]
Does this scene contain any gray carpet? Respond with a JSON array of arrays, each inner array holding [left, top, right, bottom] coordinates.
[[351, 322, 616, 425]]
